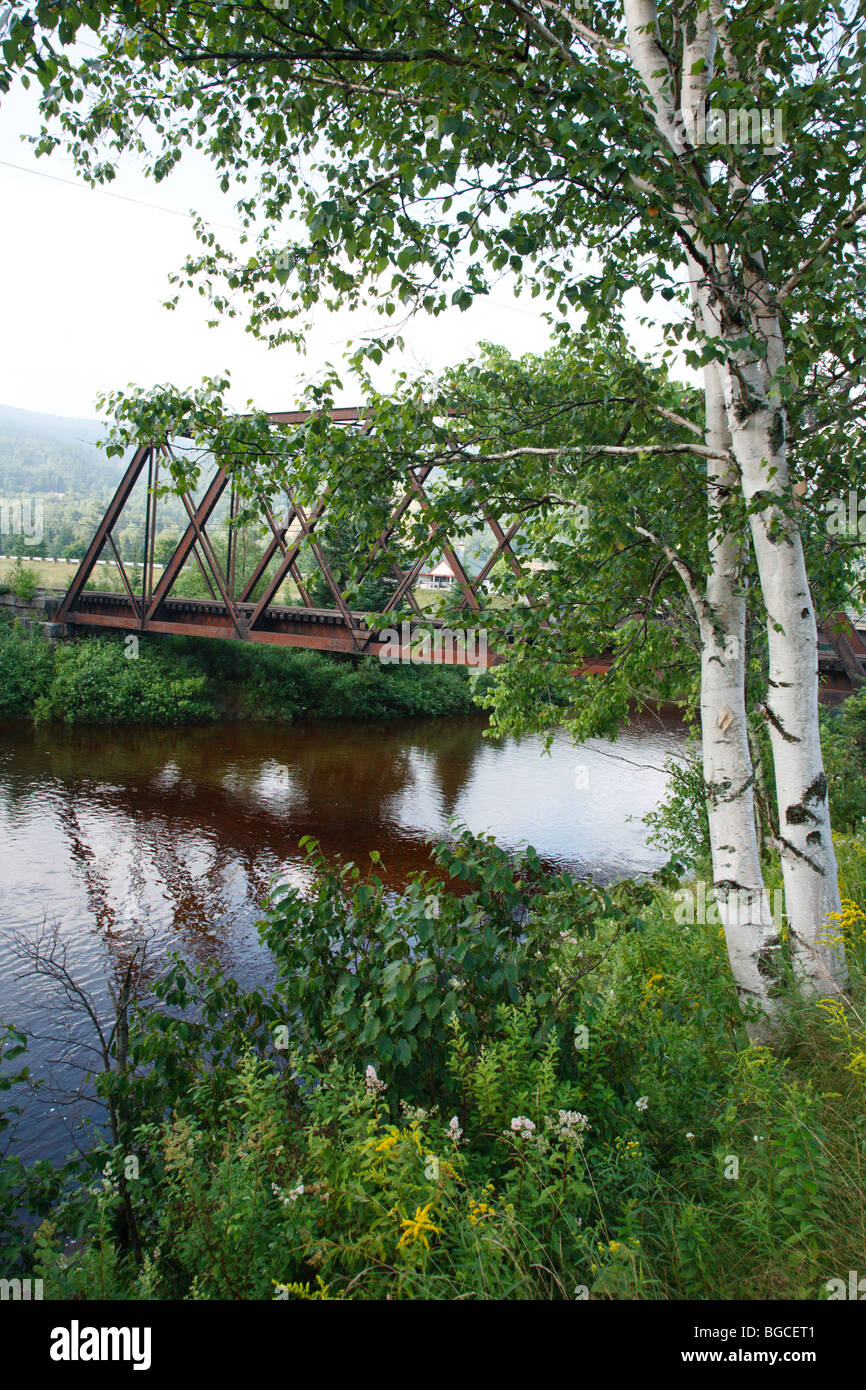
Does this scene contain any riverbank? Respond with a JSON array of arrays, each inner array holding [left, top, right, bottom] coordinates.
[[0, 614, 491, 725], [0, 710, 684, 1171], [1, 683, 865, 1298], [3, 823, 866, 1300]]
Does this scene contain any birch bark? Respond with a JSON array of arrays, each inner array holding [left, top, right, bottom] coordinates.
[[622, 0, 846, 1003], [700, 369, 782, 1019]]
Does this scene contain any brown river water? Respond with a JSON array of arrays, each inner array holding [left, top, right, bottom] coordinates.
[[0, 712, 684, 1161]]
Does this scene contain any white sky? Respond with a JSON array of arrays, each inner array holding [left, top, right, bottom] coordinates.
[[0, 72, 687, 422]]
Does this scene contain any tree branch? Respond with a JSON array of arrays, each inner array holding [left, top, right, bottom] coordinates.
[[777, 200, 866, 305]]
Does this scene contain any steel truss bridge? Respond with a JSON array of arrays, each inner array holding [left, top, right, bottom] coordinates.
[[48, 407, 865, 694], [49, 408, 522, 667]]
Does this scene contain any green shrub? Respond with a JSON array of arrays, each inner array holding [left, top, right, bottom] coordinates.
[[9, 830, 866, 1300], [32, 637, 217, 726], [10, 555, 39, 603], [256, 829, 624, 1106], [0, 623, 489, 727], [821, 689, 866, 832], [0, 620, 54, 717]]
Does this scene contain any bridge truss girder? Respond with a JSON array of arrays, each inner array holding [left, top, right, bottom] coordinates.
[[54, 408, 528, 664]]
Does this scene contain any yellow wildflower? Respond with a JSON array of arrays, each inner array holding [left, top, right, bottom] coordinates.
[[817, 997, 866, 1080], [374, 1133, 400, 1154], [397, 1203, 442, 1251], [271, 1276, 340, 1301], [468, 1196, 495, 1226], [823, 898, 866, 950]]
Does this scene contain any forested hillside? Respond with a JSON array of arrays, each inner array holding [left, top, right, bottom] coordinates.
[[0, 404, 187, 559], [0, 403, 118, 495]]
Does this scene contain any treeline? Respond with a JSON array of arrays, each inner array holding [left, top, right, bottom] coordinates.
[[0, 488, 196, 564], [0, 421, 117, 497], [0, 620, 490, 726]]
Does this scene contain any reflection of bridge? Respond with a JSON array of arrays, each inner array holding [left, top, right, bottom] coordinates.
[[47, 407, 866, 695]]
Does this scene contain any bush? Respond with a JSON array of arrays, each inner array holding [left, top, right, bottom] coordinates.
[[9, 828, 866, 1302], [163, 635, 487, 723], [644, 725, 709, 865], [821, 689, 866, 832], [256, 829, 620, 1105], [0, 623, 490, 727], [0, 620, 54, 717], [10, 555, 39, 603], [32, 637, 217, 726]]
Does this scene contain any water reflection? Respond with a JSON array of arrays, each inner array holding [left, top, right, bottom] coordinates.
[[0, 712, 683, 1159]]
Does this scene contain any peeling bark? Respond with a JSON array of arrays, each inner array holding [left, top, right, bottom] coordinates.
[[623, 0, 847, 1012], [700, 368, 782, 1028]]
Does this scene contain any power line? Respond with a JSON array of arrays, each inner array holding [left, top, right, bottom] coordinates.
[[1, 155, 548, 325], [0, 156, 241, 233]]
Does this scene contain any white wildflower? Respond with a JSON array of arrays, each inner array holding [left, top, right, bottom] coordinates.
[[635, 1096, 649, 1112], [400, 1103, 429, 1122], [557, 1110, 590, 1145], [509, 1116, 536, 1137], [558, 1109, 590, 1132], [365, 1064, 386, 1094]]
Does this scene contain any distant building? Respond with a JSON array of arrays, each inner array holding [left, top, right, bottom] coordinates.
[[417, 558, 458, 590]]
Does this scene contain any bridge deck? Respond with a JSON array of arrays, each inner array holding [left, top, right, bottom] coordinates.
[[45, 589, 866, 696], [48, 590, 497, 664]]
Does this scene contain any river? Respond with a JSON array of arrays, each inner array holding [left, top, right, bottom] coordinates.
[[0, 712, 684, 1160]]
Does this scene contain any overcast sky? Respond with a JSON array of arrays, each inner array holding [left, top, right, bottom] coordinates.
[[0, 64, 689, 423]]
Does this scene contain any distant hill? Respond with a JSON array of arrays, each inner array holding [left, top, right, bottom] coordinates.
[[0, 403, 125, 495], [0, 403, 106, 448]]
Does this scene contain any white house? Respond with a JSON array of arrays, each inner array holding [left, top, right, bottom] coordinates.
[[416, 558, 458, 590]]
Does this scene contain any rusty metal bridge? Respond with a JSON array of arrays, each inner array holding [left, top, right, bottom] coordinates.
[[47, 406, 866, 694], [48, 408, 521, 666]]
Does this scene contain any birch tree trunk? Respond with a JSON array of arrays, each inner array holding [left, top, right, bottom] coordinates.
[[717, 357, 846, 995], [700, 368, 782, 1021], [623, 0, 847, 1003]]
